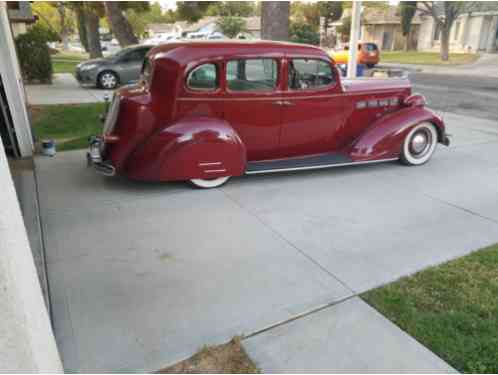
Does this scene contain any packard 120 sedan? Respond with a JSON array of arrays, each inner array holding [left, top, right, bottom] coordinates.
[[87, 40, 450, 188]]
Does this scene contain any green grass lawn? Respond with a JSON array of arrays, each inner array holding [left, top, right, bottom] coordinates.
[[381, 51, 479, 65], [51, 52, 87, 74], [362, 243, 498, 373], [31, 103, 104, 151]]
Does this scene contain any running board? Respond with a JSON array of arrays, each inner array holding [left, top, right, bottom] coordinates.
[[246, 153, 398, 175]]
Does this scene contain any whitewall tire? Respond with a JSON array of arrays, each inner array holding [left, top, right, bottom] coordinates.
[[400, 122, 438, 166], [189, 176, 231, 189]]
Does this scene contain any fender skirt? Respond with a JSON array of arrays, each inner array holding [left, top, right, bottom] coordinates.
[[125, 117, 246, 181], [348, 106, 448, 162]]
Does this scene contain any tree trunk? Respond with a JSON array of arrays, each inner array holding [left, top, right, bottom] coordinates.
[[104, 2, 138, 47], [76, 7, 89, 53], [261, 1, 290, 41], [440, 25, 450, 61], [86, 10, 103, 58]]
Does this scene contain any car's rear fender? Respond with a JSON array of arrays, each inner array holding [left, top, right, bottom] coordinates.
[[348, 106, 446, 161], [126, 117, 246, 181]]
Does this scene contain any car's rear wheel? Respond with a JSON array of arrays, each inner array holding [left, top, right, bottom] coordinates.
[[400, 122, 438, 166], [189, 176, 231, 189], [98, 71, 119, 89]]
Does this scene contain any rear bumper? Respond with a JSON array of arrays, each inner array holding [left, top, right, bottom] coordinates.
[[86, 137, 116, 176]]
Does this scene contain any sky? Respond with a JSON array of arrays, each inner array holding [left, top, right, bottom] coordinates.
[[156, 0, 177, 11]]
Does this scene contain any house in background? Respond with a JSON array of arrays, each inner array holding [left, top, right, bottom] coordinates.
[[6, 1, 36, 37], [417, 4, 498, 53], [330, 7, 424, 51], [329, 4, 498, 54], [146, 16, 261, 40]]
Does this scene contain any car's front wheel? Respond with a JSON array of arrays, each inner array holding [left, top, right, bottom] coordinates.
[[400, 122, 438, 166], [189, 176, 231, 189], [97, 71, 119, 89]]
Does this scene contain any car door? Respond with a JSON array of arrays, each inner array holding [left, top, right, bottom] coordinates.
[[278, 57, 346, 158], [115, 47, 150, 84], [223, 57, 284, 161]]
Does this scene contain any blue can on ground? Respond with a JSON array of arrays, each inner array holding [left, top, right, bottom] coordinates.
[[42, 139, 56, 157]]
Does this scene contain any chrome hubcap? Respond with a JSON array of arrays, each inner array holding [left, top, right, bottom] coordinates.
[[410, 129, 432, 158], [101, 74, 116, 88]]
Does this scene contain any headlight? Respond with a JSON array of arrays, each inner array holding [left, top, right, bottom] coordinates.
[[80, 64, 98, 71]]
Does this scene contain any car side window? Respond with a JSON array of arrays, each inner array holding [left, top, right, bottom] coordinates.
[[186, 63, 218, 91], [123, 48, 150, 63], [288, 59, 336, 90], [226, 59, 278, 92]]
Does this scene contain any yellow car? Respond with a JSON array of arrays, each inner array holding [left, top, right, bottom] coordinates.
[[330, 42, 380, 68]]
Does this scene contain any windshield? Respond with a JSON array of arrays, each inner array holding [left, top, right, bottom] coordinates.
[[110, 46, 137, 60]]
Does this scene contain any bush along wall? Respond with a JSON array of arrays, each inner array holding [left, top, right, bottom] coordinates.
[[15, 25, 53, 84]]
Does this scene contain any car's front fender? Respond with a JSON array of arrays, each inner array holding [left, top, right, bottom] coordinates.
[[348, 106, 446, 161], [125, 117, 246, 181]]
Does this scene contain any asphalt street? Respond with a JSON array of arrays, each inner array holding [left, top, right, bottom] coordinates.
[[409, 72, 498, 123]]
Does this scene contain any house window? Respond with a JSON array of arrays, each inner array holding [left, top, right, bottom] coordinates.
[[433, 23, 441, 41]]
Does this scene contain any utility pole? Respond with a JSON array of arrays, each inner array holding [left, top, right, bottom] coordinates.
[[347, 0, 361, 78]]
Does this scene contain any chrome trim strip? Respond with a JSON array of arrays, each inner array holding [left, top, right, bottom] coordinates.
[[205, 169, 227, 173], [199, 162, 222, 166], [245, 158, 398, 175]]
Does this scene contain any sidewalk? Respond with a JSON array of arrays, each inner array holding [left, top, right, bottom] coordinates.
[[379, 53, 498, 78], [243, 297, 456, 373], [26, 73, 111, 105]]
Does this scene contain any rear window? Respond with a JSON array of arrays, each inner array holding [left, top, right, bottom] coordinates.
[[186, 63, 219, 91], [363, 43, 378, 51]]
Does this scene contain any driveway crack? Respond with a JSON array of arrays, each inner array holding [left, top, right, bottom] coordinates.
[[424, 193, 498, 225], [221, 189, 355, 295]]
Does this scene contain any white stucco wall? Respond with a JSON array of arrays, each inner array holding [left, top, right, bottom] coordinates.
[[0, 139, 62, 372]]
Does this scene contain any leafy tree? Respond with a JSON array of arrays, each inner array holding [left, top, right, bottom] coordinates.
[[31, 1, 75, 50], [216, 16, 247, 38], [103, 2, 149, 46], [290, 22, 320, 45], [290, 2, 321, 31], [336, 15, 351, 42], [74, 5, 89, 52], [318, 1, 343, 36], [207, 2, 256, 17], [176, 2, 215, 23], [261, 1, 290, 41], [418, 2, 480, 61], [400, 1, 417, 51]]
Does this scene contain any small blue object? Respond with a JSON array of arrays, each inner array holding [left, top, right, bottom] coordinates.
[[42, 139, 56, 157], [338, 64, 365, 77]]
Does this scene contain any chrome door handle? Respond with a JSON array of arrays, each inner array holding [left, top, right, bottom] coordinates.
[[281, 101, 294, 106], [273, 100, 284, 106]]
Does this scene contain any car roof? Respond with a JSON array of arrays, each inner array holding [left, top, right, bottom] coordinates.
[[148, 40, 329, 65]]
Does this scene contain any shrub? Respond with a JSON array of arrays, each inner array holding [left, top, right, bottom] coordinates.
[[15, 25, 54, 83], [290, 22, 320, 46]]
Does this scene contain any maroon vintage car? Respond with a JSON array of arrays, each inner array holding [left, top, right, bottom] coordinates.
[[87, 40, 449, 188]]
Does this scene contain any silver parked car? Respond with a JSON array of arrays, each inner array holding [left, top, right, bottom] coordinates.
[[75, 45, 154, 89]]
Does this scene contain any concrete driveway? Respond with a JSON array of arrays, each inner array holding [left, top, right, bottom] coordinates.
[[36, 112, 498, 371]]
